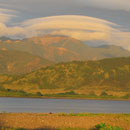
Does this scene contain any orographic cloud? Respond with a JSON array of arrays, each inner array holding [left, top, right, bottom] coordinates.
[[21, 15, 130, 50], [0, 13, 130, 50], [21, 15, 117, 41]]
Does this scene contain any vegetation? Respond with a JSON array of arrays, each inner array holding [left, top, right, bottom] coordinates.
[[43, 92, 127, 100], [0, 57, 130, 99], [0, 88, 35, 97], [12, 57, 130, 90], [0, 125, 123, 130], [0, 36, 130, 99], [0, 128, 26, 130], [0, 89, 128, 100], [95, 123, 122, 130], [0, 113, 129, 130]]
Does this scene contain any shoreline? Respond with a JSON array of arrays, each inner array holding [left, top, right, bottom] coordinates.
[[0, 95, 130, 101], [0, 112, 130, 115]]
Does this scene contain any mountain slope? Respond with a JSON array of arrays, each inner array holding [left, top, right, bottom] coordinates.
[[0, 35, 130, 62], [0, 36, 13, 41], [0, 50, 53, 74], [1, 57, 130, 94]]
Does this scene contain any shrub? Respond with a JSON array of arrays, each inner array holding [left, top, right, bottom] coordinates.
[[95, 123, 122, 130], [100, 92, 108, 96], [19, 90, 26, 93], [122, 94, 130, 99], [65, 91, 76, 95], [36, 92, 43, 96]]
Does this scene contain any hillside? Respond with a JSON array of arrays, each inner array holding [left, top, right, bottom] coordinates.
[[0, 35, 130, 62], [0, 50, 53, 74], [0, 57, 130, 98]]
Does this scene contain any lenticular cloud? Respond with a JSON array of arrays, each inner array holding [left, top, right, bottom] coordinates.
[[0, 14, 130, 50]]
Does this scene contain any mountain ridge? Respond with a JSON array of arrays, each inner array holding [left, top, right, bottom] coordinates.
[[0, 35, 130, 63]]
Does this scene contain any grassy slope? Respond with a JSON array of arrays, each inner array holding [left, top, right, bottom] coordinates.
[[0, 57, 130, 99]]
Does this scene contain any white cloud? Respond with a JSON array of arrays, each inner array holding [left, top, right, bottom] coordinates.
[[22, 15, 118, 39], [0, 8, 16, 23], [0, 14, 130, 51], [0, 8, 16, 13], [51, 30, 110, 41], [0, 23, 25, 36], [23, 15, 116, 31], [0, 8, 23, 37], [21, 15, 122, 44]]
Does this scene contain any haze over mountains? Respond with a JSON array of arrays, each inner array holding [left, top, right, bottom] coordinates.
[[0, 35, 130, 65]]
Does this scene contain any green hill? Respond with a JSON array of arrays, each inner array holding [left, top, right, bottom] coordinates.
[[0, 50, 53, 74], [0, 57, 130, 99]]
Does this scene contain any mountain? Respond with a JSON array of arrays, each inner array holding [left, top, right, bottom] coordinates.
[[1, 57, 130, 94], [0, 49, 53, 74], [0, 36, 14, 41], [0, 35, 130, 62]]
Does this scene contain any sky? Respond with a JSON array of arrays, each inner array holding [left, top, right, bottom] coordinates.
[[0, 0, 130, 50]]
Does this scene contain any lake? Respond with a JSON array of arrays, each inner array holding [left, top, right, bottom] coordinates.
[[0, 97, 130, 113]]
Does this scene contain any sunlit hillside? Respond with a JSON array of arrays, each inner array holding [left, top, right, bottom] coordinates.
[[0, 57, 130, 98]]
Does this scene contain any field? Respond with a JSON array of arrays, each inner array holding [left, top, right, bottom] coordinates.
[[0, 113, 130, 130]]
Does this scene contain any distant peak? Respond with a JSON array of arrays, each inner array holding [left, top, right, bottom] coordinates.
[[27, 35, 82, 44], [97, 45, 110, 48], [0, 36, 12, 41], [43, 34, 69, 38]]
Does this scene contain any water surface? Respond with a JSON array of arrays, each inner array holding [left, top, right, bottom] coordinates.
[[0, 97, 130, 113]]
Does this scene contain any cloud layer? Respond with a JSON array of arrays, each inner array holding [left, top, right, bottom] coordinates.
[[22, 15, 117, 41], [0, 13, 130, 50], [77, 0, 130, 12], [0, 8, 16, 23]]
